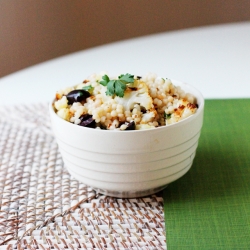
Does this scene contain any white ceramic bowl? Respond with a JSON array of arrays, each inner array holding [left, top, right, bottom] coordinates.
[[49, 79, 204, 198]]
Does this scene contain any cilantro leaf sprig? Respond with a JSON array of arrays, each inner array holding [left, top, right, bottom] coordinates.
[[99, 73, 134, 97]]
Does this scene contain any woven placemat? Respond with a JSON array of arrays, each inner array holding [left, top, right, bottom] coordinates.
[[0, 103, 166, 250]]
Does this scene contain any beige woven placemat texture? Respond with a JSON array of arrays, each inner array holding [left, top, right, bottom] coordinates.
[[0, 104, 166, 250]]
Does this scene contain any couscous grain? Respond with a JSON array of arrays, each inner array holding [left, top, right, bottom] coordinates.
[[53, 72, 198, 130]]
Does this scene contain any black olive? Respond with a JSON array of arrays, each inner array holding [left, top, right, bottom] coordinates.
[[137, 76, 142, 79], [125, 121, 135, 130], [66, 89, 90, 104], [79, 114, 96, 128]]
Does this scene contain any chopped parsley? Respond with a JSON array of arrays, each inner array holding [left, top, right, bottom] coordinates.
[[99, 73, 134, 97], [162, 77, 169, 82], [164, 112, 171, 119], [82, 85, 94, 94]]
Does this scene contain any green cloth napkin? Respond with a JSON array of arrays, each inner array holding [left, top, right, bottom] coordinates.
[[163, 99, 250, 250]]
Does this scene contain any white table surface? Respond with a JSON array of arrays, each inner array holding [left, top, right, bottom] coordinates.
[[0, 21, 250, 105]]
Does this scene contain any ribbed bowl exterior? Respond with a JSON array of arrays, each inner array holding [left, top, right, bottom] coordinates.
[[49, 80, 204, 197]]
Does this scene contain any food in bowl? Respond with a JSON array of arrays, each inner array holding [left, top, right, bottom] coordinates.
[[53, 72, 198, 130], [49, 73, 204, 198]]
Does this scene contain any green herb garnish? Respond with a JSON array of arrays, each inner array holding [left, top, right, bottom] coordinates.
[[99, 73, 134, 97], [82, 85, 94, 94], [164, 112, 171, 119]]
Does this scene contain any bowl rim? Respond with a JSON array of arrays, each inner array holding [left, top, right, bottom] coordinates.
[[49, 79, 204, 134]]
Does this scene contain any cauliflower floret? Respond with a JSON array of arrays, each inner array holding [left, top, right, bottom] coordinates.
[[181, 103, 197, 119], [114, 79, 157, 124], [165, 100, 197, 125], [57, 108, 71, 121], [114, 79, 154, 111], [141, 109, 157, 123], [54, 96, 68, 110], [116, 79, 158, 125]]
